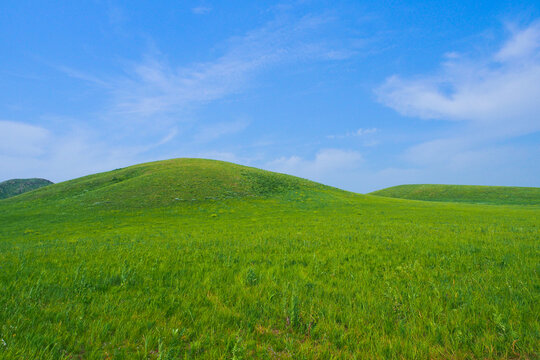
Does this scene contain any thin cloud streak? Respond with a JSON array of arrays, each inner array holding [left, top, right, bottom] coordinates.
[[192, 6, 212, 15], [327, 128, 377, 139], [64, 14, 355, 121]]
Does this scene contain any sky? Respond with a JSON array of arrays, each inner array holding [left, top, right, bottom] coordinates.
[[1, 0, 539, 193]]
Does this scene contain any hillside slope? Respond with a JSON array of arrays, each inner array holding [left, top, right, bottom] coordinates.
[[370, 184, 540, 205], [0, 178, 53, 199], [2, 158, 343, 209], [0, 159, 538, 359]]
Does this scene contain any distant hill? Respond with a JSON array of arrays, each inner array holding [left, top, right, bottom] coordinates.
[[0, 178, 53, 199], [370, 184, 540, 205]]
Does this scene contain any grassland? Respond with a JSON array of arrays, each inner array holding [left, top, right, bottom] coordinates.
[[370, 184, 540, 205], [0, 178, 53, 199], [0, 159, 538, 359]]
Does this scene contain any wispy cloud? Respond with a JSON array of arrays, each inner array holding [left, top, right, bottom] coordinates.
[[375, 20, 540, 182], [0, 121, 50, 156], [64, 14, 354, 121], [58, 66, 111, 87], [47, 11, 361, 182], [154, 127, 178, 147], [266, 148, 363, 184], [27, 11, 359, 183], [0, 120, 172, 182], [327, 128, 377, 139], [192, 6, 212, 15], [376, 21, 540, 138]]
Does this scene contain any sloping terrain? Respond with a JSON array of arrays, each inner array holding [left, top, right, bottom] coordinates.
[[4, 158, 339, 210], [370, 184, 540, 205], [0, 178, 53, 199], [0, 159, 538, 359]]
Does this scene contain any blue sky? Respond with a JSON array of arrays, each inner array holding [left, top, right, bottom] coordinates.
[[1, 1, 539, 192]]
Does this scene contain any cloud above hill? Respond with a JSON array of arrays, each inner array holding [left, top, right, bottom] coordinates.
[[0, 120, 156, 182], [271, 21, 540, 192], [267, 148, 363, 186], [377, 21, 540, 137], [374, 21, 540, 184], [64, 14, 353, 122], [0, 121, 50, 157]]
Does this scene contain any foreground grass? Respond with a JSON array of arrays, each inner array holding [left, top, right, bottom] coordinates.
[[0, 160, 538, 359], [370, 184, 540, 206]]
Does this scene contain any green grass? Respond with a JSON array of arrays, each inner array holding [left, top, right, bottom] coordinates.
[[0, 159, 538, 359], [8, 158, 331, 210], [0, 178, 53, 199], [370, 184, 540, 205]]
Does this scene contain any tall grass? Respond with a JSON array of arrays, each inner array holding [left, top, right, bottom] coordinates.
[[0, 159, 538, 359]]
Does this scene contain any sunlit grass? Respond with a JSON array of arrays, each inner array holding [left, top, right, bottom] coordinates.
[[0, 159, 538, 359]]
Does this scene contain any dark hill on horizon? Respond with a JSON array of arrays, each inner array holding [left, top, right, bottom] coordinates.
[[0, 178, 53, 199], [370, 184, 540, 205]]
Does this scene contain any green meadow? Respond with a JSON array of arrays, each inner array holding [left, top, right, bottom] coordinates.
[[0, 159, 538, 359]]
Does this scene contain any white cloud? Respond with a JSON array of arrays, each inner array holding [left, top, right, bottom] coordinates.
[[397, 143, 539, 188], [64, 14, 353, 121], [403, 137, 468, 166], [0, 121, 168, 182], [0, 140, 121, 183], [357, 20, 540, 193], [327, 128, 377, 139], [377, 21, 540, 137], [374, 20, 540, 187], [140, 127, 178, 149], [0, 121, 50, 156], [263, 142, 540, 193], [496, 22, 540, 61], [192, 6, 212, 15], [266, 148, 363, 185], [35, 12, 359, 185]]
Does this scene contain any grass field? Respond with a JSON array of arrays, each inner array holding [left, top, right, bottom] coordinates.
[[0, 159, 538, 359], [370, 184, 540, 206]]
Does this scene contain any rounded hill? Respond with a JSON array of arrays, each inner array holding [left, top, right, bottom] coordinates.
[[7, 158, 337, 208]]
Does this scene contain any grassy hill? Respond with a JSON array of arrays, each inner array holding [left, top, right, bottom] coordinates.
[[5, 158, 337, 209], [0, 159, 538, 359], [0, 178, 53, 199], [370, 184, 540, 205]]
